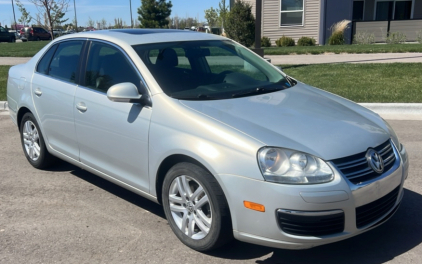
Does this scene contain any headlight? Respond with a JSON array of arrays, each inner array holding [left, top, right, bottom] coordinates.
[[257, 148, 334, 184]]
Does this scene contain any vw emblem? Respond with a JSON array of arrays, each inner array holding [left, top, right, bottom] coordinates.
[[366, 149, 384, 173]]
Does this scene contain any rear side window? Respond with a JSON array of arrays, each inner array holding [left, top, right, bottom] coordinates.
[[84, 41, 140, 93], [48, 41, 84, 83], [36, 44, 58, 75]]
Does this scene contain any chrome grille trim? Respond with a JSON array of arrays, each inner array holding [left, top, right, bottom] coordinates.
[[331, 140, 398, 184]]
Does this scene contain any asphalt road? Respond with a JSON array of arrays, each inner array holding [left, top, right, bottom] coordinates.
[[1, 116, 421, 264]]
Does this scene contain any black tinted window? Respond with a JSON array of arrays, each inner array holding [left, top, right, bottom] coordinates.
[[36, 44, 58, 75], [85, 42, 140, 93], [49, 41, 84, 83]]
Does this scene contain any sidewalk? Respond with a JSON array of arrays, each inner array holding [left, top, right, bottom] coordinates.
[[267, 53, 422, 65], [2, 53, 422, 66]]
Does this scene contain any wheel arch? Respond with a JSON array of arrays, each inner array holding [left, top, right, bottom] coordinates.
[[17, 106, 32, 131]]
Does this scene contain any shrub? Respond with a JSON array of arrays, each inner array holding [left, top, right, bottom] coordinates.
[[297, 36, 316, 46], [225, 0, 255, 47], [353, 32, 375, 45], [328, 31, 345, 45], [385, 32, 407, 44], [416, 30, 422, 44], [328, 20, 350, 45], [261, 36, 271, 47], [275, 35, 295, 47]]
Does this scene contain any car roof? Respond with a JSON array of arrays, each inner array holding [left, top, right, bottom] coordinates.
[[55, 29, 226, 46]]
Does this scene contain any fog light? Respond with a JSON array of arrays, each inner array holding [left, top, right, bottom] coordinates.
[[244, 201, 265, 212]]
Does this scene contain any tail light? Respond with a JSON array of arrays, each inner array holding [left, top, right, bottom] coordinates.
[[30, 28, 34, 34]]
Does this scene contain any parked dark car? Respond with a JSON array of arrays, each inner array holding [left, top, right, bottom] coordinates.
[[0, 26, 16, 42], [20, 27, 51, 41]]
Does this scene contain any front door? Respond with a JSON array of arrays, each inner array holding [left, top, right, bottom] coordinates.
[[74, 41, 151, 192]]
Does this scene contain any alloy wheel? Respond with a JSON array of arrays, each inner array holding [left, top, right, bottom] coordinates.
[[22, 120, 41, 161], [168, 175, 212, 240]]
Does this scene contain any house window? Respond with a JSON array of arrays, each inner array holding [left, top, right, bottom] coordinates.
[[280, 0, 304, 26], [353, 1, 364, 21], [375, 0, 413, 21]]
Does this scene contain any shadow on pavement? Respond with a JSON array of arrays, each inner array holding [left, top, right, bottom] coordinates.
[[48, 160, 166, 218], [48, 161, 422, 263]]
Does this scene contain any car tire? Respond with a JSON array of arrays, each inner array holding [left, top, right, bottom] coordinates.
[[36, 37, 40, 41], [20, 113, 56, 169], [162, 162, 233, 252], [10, 37, 16, 43]]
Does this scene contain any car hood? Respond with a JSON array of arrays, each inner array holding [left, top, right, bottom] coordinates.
[[180, 83, 391, 160]]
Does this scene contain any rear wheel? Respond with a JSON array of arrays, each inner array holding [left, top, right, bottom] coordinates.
[[162, 162, 232, 251], [20, 113, 56, 169], [36, 36, 40, 41]]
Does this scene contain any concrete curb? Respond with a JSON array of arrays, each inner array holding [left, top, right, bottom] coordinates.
[[0, 101, 8, 111], [0, 101, 421, 120], [359, 103, 422, 120]]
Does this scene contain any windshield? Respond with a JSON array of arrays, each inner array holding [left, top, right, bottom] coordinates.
[[132, 40, 293, 100]]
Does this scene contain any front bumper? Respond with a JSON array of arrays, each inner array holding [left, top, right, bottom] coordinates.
[[217, 143, 408, 250]]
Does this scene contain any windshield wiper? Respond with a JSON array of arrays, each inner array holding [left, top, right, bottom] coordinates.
[[231, 87, 284, 98], [171, 94, 220, 100]]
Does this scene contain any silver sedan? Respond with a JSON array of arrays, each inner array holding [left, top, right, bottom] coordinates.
[[6, 29, 409, 252]]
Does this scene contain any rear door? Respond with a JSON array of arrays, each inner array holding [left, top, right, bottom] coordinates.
[[31, 40, 86, 160], [74, 40, 152, 192]]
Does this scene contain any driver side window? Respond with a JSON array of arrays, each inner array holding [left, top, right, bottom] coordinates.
[[85, 42, 141, 93]]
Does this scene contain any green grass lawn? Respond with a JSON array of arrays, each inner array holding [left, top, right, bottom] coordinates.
[[0, 41, 50, 57], [0, 66, 11, 101], [282, 63, 422, 103], [1, 63, 421, 102], [264, 44, 422, 55]]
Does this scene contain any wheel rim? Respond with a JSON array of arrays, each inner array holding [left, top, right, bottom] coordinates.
[[23, 120, 41, 161], [168, 175, 212, 240]]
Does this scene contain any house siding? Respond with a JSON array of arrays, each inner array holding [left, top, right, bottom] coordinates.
[[243, 0, 321, 45]]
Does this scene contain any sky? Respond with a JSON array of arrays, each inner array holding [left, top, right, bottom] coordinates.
[[0, 0, 222, 28]]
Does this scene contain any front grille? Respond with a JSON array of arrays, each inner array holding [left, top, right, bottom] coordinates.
[[277, 210, 345, 236], [356, 186, 400, 228], [331, 140, 396, 184]]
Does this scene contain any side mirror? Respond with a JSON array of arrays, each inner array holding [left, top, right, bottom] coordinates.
[[107, 82, 151, 106]]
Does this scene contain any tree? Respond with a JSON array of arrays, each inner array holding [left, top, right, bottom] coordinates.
[[29, 0, 69, 40], [16, 0, 32, 27], [137, 0, 172, 28], [218, 0, 228, 30], [204, 7, 218, 28], [100, 18, 107, 29], [114, 18, 123, 29], [224, 0, 255, 47], [87, 16, 94, 28]]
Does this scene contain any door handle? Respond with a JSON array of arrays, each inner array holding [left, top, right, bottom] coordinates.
[[34, 88, 42, 97], [76, 102, 87, 112]]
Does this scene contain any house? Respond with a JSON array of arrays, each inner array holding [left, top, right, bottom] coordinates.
[[233, 0, 422, 45]]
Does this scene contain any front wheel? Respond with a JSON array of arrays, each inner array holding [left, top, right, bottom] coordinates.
[[20, 113, 56, 169], [162, 162, 232, 251]]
